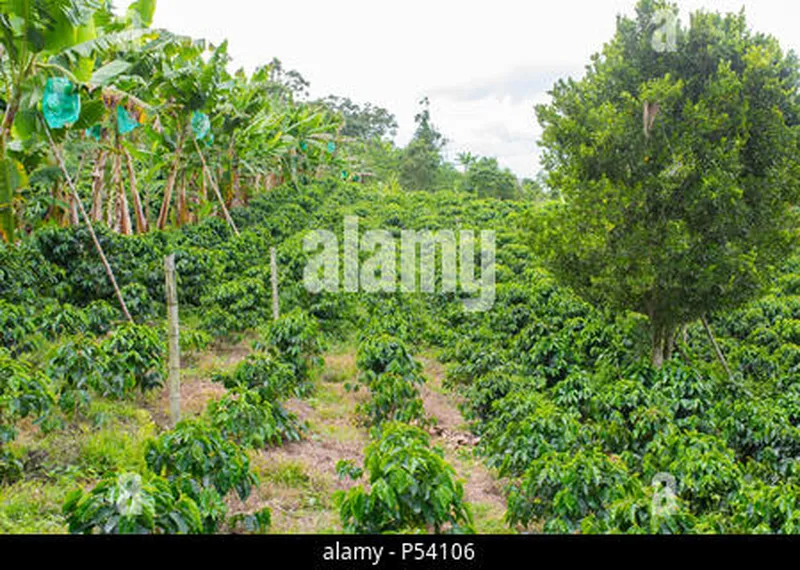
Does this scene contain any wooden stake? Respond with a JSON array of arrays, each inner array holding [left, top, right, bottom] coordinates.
[[271, 246, 279, 320], [44, 123, 133, 323], [165, 253, 181, 427]]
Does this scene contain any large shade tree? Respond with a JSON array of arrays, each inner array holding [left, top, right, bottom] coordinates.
[[531, 0, 800, 367]]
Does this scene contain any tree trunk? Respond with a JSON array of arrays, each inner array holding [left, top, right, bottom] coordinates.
[[650, 322, 675, 369], [193, 138, 240, 237], [91, 150, 107, 222], [177, 172, 188, 227], [114, 150, 132, 236], [124, 149, 148, 234], [201, 166, 208, 202], [271, 246, 279, 320], [68, 191, 79, 227], [105, 166, 116, 230], [229, 138, 240, 205], [702, 316, 734, 380], [157, 132, 185, 230], [651, 325, 665, 369], [45, 127, 133, 323]]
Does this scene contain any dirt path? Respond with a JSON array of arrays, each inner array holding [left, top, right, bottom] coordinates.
[[203, 346, 508, 534], [418, 357, 508, 533], [147, 339, 251, 428], [241, 351, 370, 533]]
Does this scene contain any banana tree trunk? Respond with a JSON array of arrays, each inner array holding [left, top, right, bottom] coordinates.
[[124, 149, 148, 234], [91, 150, 107, 222], [229, 138, 241, 206], [193, 138, 240, 237], [177, 172, 188, 227], [115, 151, 132, 236], [156, 132, 185, 231]]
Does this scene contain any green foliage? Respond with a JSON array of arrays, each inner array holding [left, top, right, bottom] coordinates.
[[34, 302, 88, 341], [260, 309, 323, 381], [0, 300, 38, 355], [506, 448, 632, 533], [334, 423, 473, 534], [356, 334, 422, 381], [85, 300, 121, 335], [354, 335, 429, 428], [227, 507, 273, 534], [477, 390, 581, 477], [727, 480, 800, 534], [399, 98, 447, 192], [0, 350, 54, 449], [581, 481, 699, 535], [355, 372, 429, 429], [321, 95, 398, 141], [63, 472, 205, 534], [100, 323, 165, 397], [201, 277, 270, 333], [642, 428, 742, 513], [531, 0, 800, 364], [207, 387, 305, 449], [213, 351, 300, 400], [47, 335, 107, 416], [145, 419, 257, 502], [460, 156, 518, 200]]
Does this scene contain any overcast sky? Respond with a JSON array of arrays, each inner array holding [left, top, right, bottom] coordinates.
[[116, 0, 800, 178]]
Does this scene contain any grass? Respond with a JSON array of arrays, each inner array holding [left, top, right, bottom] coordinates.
[[0, 478, 72, 534], [472, 502, 511, 534], [320, 352, 358, 385], [2, 341, 509, 536], [260, 460, 311, 489], [0, 397, 157, 534], [249, 456, 341, 533]]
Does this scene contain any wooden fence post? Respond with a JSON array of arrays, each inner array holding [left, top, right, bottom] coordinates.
[[165, 253, 181, 427], [271, 247, 280, 320]]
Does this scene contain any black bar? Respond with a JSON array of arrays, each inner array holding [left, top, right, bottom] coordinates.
[[2, 534, 797, 568]]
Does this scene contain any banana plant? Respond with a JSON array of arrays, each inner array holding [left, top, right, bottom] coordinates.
[[0, 0, 159, 242], [218, 64, 343, 198]]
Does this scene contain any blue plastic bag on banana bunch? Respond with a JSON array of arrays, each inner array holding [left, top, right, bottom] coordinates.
[[43, 78, 81, 129]]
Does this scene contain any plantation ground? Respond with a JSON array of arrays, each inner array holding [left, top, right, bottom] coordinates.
[[0, 338, 508, 534]]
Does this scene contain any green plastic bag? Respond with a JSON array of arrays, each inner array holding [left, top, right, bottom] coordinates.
[[43, 78, 81, 129], [328, 141, 336, 153], [117, 106, 140, 135], [192, 111, 211, 141]]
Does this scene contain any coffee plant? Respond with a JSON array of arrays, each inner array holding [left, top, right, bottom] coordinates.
[[207, 387, 305, 449], [212, 351, 300, 400], [63, 472, 205, 535], [335, 423, 473, 534], [259, 309, 324, 381], [101, 324, 165, 397]]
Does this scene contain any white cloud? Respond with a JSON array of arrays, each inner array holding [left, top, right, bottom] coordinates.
[[116, 0, 800, 178]]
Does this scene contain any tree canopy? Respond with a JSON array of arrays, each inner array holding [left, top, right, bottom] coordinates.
[[530, 0, 800, 366]]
